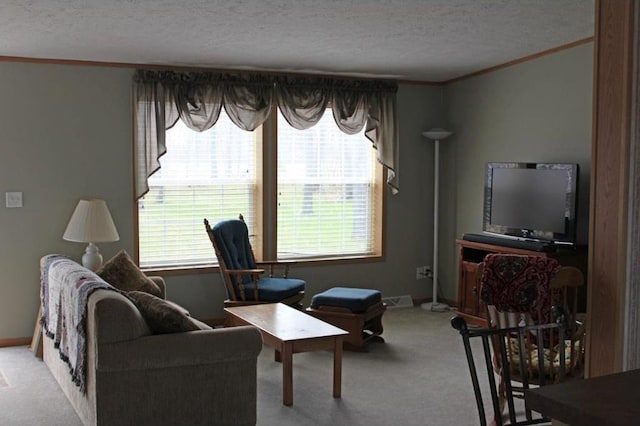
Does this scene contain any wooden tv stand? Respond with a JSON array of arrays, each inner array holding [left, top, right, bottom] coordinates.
[[455, 238, 587, 326]]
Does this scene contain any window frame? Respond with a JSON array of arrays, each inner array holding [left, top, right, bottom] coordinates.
[[135, 107, 385, 274]]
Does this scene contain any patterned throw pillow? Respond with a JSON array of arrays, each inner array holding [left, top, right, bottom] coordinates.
[[127, 291, 209, 334], [97, 250, 162, 297]]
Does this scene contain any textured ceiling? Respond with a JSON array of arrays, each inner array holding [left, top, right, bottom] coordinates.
[[1, 0, 594, 82]]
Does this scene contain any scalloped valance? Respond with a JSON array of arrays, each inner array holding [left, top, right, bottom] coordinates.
[[133, 70, 399, 198]]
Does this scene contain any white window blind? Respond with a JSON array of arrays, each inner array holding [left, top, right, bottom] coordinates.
[[277, 109, 379, 259], [138, 115, 259, 268]]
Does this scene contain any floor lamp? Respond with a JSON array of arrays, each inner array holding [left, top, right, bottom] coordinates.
[[421, 128, 453, 312]]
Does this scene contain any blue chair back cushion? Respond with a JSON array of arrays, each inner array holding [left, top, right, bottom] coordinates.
[[311, 287, 381, 313], [212, 219, 305, 301], [212, 220, 256, 286]]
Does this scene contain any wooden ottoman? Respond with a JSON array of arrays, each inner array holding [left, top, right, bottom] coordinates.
[[306, 287, 386, 351]]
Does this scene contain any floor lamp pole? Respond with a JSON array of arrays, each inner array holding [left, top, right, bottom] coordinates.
[[433, 138, 441, 307], [420, 128, 453, 312]]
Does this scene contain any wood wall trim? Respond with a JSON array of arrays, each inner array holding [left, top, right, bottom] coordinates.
[[442, 37, 594, 85], [0, 337, 31, 348], [624, 0, 640, 371], [2, 37, 595, 88], [0, 55, 139, 69], [0, 54, 397, 82], [587, 0, 635, 377]]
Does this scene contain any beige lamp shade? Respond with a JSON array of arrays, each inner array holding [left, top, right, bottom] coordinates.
[[63, 199, 120, 243], [63, 199, 119, 271]]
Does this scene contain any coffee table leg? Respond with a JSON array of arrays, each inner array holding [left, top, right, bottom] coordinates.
[[282, 343, 293, 406], [333, 336, 343, 398]]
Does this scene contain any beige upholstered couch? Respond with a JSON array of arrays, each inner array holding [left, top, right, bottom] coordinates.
[[41, 256, 263, 426]]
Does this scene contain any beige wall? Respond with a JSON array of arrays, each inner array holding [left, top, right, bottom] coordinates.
[[0, 62, 445, 338], [0, 63, 136, 338], [0, 43, 593, 339], [440, 43, 594, 302]]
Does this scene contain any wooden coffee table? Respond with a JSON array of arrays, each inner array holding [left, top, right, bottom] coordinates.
[[224, 303, 348, 406]]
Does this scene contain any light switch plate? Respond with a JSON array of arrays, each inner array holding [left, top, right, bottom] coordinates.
[[6, 192, 23, 208]]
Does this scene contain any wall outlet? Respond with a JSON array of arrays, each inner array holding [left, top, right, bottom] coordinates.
[[423, 265, 433, 279], [416, 266, 432, 280]]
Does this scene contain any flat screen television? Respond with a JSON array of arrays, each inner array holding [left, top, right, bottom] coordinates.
[[483, 162, 579, 244]]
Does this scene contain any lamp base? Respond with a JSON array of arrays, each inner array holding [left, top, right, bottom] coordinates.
[[82, 242, 103, 272], [420, 302, 452, 312]]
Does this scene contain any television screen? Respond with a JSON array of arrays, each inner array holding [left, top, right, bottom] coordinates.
[[483, 162, 578, 244]]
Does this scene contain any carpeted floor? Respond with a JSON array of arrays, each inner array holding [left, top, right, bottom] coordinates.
[[0, 307, 485, 426]]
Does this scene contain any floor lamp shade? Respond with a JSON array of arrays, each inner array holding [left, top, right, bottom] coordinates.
[[422, 128, 453, 140], [421, 128, 453, 312], [63, 199, 120, 271]]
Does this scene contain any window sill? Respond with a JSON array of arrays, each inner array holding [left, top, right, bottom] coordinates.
[[142, 254, 384, 277]]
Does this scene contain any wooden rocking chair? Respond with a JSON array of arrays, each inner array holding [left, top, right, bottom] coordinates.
[[204, 216, 305, 308]]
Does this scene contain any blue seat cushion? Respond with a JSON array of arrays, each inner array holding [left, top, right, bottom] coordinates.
[[310, 287, 382, 313], [243, 278, 305, 302]]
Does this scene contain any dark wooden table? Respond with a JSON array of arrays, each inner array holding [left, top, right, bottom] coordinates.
[[525, 369, 640, 426]]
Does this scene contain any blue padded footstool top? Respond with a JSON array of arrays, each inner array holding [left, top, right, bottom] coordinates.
[[310, 287, 382, 313]]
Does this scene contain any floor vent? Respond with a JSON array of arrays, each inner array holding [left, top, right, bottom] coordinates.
[[382, 295, 414, 309]]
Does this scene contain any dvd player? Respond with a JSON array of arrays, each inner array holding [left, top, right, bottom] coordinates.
[[462, 233, 555, 252]]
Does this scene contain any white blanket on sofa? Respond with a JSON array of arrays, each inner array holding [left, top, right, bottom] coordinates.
[[40, 255, 115, 393]]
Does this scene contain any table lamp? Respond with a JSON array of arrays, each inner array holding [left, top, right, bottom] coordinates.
[[63, 199, 120, 271]]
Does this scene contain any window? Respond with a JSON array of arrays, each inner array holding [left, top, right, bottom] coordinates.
[[138, 115, 260, 268], [137, 109, 382, 269], [277, 110, 381, 259]]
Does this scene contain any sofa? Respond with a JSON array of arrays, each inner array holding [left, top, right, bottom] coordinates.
[[40, 254, 263, 426]]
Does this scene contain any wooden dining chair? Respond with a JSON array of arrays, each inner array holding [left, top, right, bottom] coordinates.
[[452, 315, 567, 426], [478, 254, 585, 384]]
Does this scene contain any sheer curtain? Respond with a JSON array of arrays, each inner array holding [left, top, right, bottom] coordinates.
[[133, 70, 399, 198]]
